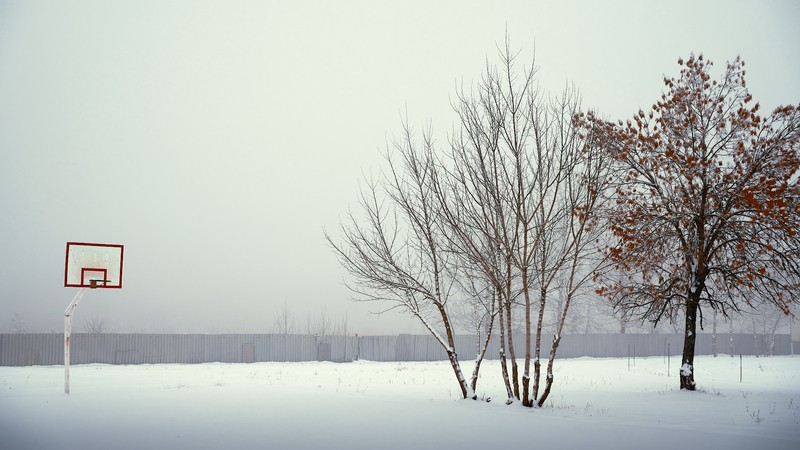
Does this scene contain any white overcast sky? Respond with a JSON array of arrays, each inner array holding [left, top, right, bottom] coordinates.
[[1, 0, 798, 334]]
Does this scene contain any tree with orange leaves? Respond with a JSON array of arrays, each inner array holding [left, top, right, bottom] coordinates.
[[578, 55, 800, 390]]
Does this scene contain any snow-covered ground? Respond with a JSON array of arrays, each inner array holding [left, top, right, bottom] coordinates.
[[1, 356, 798, 449]]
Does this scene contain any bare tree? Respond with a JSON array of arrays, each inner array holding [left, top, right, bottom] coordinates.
[[438, 41, 610, 406], [328, 40, 611, 406], [317, 306, 330, 340], [534, 105, 612, 406], [83, 315, 109, 334], [452, 266, 497, 393], [746, 306, 785, 356], [304, 312, 314, 336], [336, 313, 349, 337], [274, 300, 295, 335], [325, 121, 474, 399], [440, 41, 540, 403], [8, 313, 27, 333]]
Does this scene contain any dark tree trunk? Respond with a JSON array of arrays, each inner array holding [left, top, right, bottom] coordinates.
[[680, 297, 699, 390]]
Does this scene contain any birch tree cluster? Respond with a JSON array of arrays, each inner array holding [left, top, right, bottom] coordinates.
[[326, 43, 611, 405]]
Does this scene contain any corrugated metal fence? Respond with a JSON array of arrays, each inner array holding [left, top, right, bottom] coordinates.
[[0, 333, 793, 366]]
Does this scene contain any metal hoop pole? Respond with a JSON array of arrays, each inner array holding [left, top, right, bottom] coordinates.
[[64, 288, 85, 394]]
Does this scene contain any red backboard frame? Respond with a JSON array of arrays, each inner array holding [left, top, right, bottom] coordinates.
[[64, 242, 124, 288]]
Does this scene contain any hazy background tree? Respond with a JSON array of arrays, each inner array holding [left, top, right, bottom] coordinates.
[[451, 267, 497, 393], [8, 313, 27, 334], [82, 315, 110, 334], [274, 300, 295, 335], [745, 306, 785, 356]]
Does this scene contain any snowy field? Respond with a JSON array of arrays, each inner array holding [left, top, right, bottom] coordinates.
[[1, 356, 798, 450]]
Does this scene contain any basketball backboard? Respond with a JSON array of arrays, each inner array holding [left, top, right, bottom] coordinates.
[[64, 242, 124, 288]]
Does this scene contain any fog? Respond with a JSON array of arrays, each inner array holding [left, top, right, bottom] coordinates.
[[1, 0, 798, 334]]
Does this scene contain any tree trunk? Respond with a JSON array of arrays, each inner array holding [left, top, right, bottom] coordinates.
[[496, 291, 514, 402], [446, 349, 473, 399], [504, 265, 519, 399], [435, 299, 474, 400], [711, 309, 717, 357], [521, 272, 532, 406], [470, 312, 495, 393], [531, 287, 547, 401], [680, 297, 699, 390], [537, 334, 561, 407]]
